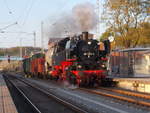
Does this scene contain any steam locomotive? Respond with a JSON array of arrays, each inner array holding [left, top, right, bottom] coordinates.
[[23, 32, 110, 86]]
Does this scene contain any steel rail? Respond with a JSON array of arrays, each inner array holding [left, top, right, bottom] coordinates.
[[78, 88, 150, 107], [3, 75, 42, 113], [98, 87, 150, 100], [9, 75, 88, 113]]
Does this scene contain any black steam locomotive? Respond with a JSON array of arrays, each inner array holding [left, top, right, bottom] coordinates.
[[46, 32, 110, 86]]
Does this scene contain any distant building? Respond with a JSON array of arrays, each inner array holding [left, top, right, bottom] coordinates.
[[0, 56, 23, 61]]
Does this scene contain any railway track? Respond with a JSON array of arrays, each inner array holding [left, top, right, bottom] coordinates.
[[4, 75, 41, 113], [78, 87, 150, 108], [4, 74, 88, 113], [98, 87, 150, 100]]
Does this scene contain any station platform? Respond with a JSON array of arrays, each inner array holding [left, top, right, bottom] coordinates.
[[112, 77, 150, 94], [0, 74, 18, 113]]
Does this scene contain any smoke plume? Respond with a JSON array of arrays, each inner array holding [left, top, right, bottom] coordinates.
[[72, 2, 98, 31], [48, 2, 98, 37]]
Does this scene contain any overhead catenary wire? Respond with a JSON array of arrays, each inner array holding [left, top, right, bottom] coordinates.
[[0, 22, 18, 31], [16, 0, 36, 24], [3, 0, 12, 14], [14, 0, 37, 48], [0, 0, 38, 49], [1, 0, 36, 36], [1, 0, 72, 48], [22, 0, 36, 26]]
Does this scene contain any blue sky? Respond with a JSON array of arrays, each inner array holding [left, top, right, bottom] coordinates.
[[0, 0, 105, 48]]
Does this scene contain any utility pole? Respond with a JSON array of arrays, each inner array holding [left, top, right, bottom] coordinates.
[[41, 21, 44, 53], [25, 48, 27, 56], [96, 0, 100, 36], [33, 31, 36, 47], [20, 38, 22, 58]]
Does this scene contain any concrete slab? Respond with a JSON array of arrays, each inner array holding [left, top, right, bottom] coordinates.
[[113, 78, 150, 93]]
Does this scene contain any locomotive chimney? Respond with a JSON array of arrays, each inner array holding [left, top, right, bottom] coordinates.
[[82, 32, 88, 40]]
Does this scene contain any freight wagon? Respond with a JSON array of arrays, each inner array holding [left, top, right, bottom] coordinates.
[[22, 58, 31, 75], [23, 53, 45, 78]]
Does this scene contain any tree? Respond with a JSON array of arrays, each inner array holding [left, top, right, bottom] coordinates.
[[100, 28, 113, 41], [101, 0, 150, 48]]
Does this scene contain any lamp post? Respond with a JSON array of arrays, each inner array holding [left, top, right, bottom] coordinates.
[[41, 21, 44, 53]]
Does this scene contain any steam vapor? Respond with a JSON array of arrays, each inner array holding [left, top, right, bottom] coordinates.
[[48, 2, 98, 37]]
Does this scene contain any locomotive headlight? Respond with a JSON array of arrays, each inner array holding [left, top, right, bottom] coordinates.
[[84, 53, 87, 55], [84, 52, 95, 56], [78, 65, 82, 68], [88, 41, 91, 45], [101, 64, 105, 68]]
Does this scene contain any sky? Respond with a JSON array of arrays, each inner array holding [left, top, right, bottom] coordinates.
[[0, 0, 105, 48]]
